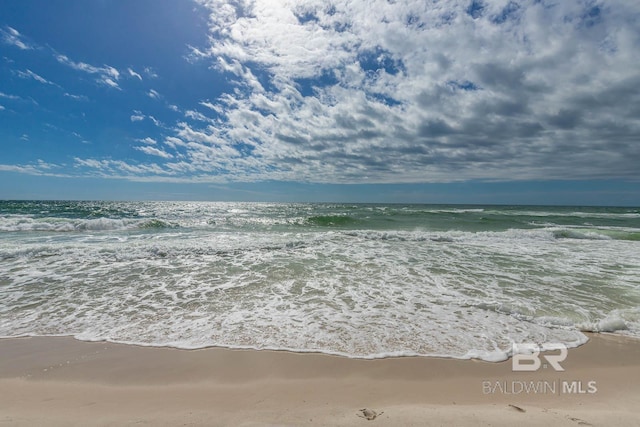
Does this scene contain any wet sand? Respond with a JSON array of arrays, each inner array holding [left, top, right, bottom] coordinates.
[[1, 333, 639, 426]]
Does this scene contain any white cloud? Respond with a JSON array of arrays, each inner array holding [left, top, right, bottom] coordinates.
[[16, 69, 57, 86], [138, 137, 157, 145], [72, 157, 177, 180], [0, 105, 5, 111], [56, 54, 100, 73], [135, 145, 174, 159], [0, 91, 20, 100], [58, 1, 640, 185], [74, 157, 109, 170], [199, 101, 218, 111], [166, 0, 640, 184], [148, 115, 162, 127], [148, 89, 161, 99], [129, 111, 163, 127], [35, 159, 55, 170], [128, 67, 143, 80], [104, 66, 119, 80], [144, 67, 158, 78], [56, 54, 121, 89], [163, 136, 187, 148], [1, 26, 32, 50], [64, 92, 89, 101], [185, 109, 214, 122], [0, 161, 65, 176], [0, 164, 33, 173], [100, 77, 120, 89]]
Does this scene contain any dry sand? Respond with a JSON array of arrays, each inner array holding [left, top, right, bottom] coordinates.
[[1, 333, 639, 426]]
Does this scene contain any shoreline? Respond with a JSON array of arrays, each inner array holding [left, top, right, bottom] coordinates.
[[1, 333, 640, 426]]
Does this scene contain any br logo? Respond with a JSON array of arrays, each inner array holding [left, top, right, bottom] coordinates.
[[511, 343, 568, 372]]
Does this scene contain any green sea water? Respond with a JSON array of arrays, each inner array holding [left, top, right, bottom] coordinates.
[[1, 201, 639, 360]]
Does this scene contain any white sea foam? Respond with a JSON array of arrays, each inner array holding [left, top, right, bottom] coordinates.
[[0, 216, 177, 233], [1, 202, 639, 360]]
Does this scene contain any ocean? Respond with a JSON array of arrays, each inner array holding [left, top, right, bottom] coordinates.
[[1, 201, 639, 361]]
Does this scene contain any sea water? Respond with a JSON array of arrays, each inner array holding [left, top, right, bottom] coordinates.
[[1, 201, 639, 361]]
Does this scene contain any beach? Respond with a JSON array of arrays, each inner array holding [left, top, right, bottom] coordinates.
[[1, 333, 639, 426], [2, 202, 639, 425], [2, 0, 639, 422]]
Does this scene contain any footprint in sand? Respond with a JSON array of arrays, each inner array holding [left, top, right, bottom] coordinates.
[[357, 408, 384, 420]]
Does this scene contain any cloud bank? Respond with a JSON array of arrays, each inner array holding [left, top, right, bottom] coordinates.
[[6, 1, 640, 185], [170, 0, 640, 184]]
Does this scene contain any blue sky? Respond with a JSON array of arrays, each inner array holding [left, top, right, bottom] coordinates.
[[1, 0, 639, 204]]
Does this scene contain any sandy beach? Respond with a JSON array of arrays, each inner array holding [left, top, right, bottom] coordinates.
[[1, 333, 639, 426]]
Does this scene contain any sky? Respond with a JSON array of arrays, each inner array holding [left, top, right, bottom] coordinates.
[[0, 0, 639, 205]]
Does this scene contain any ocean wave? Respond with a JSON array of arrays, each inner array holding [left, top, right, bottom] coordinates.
[[577, 308, 640, 333], [138, 219, 179, 229], [552, 227, 640, 241], [426, 208, 485, 214], [578, 318, 629, 333], [552, 229, 612, 240], [306, 215, 359, 227], [0, 216, 178, 233], [340, 230, 454, 242], [484, 209, 640, 219]]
